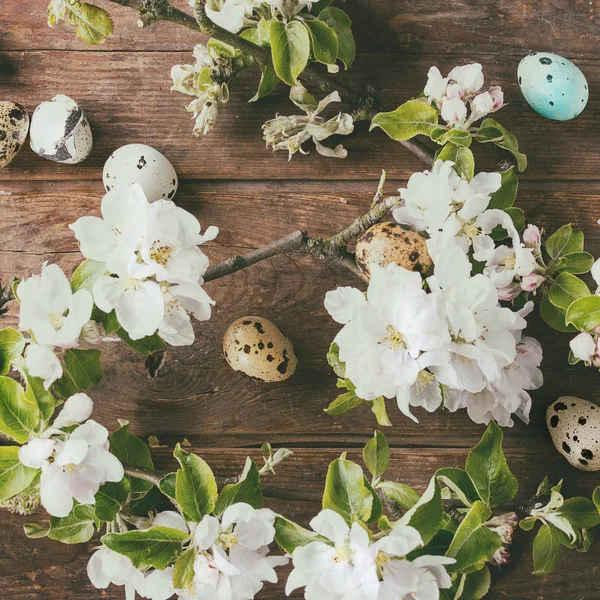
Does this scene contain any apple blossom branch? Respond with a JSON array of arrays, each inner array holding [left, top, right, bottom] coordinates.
[[105, 0, 435, 165]]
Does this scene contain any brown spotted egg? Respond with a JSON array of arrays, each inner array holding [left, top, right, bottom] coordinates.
[[223, 316, 297, 382], [0, 101, 29, 168], [547, 397, 600, 471], [355, 222, 432, 279]]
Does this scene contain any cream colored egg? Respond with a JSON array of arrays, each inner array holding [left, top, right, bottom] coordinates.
[[547, 396, 600, 471], [223, 316, 297, 382], [355, 222, 432, 279], [0, 101, 29, 168]]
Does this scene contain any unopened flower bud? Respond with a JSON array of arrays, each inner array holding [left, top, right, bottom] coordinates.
[[488, 86, 504, 111], [522, 224, 541, 248], [81, 320, 105, 345], [520, 273, 544, 293], [486, 512, 518, 528], [491, 547, 511, 566], [498, 283, 521, 301]]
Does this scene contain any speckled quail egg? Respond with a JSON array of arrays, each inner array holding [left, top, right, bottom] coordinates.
[[355, 222, 432, 279], [29, 95, 93, 163], [0, 101, 29, 169], [518, 52, 589, 121], [223, 316, 298, 382], [547, 396, 600, 471], [103, 144, 178, 202]]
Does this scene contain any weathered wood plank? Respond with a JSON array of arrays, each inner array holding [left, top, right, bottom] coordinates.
[[1, 0, 598, 58], [0, 448, 598, 599], [0, 52, 598, 181]]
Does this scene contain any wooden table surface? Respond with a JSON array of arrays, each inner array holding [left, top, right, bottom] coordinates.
[[1, 1, 599, 598]]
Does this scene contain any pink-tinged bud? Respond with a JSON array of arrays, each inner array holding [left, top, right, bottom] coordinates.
[[492, 548, 511, 566], [520, 273, 544, 293], [570, 332, 596, 363], [80, 320, 105, 345], [488, 86, 504, 111], [498, 283, 521, 301], [522, 224, 541, 247]]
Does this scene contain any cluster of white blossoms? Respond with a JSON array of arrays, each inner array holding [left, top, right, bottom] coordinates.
[[70, 183, 218, 345], [18, 393, 124, 517], [570, 259, 600, 366], [89, 504, 287, 600], [326, 161, 544, 426], [424, 63, 504, 128], [286, 509, 454, 600]]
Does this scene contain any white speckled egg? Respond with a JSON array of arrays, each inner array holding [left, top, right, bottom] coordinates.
[[547, 396, 600, 471], [0, 101, 29, 169], [30, 95, 93, 163], [103, 144, 178, 202], [223, 316, 297, 382], [518, 52, 589, 121]]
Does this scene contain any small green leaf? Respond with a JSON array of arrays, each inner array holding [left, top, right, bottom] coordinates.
[[480, 118, 527, 171], [488, 167, 518, 210], [274, 516, 325, 553], [49, 504, 97, 544], [439, 129, 472, 147], [593, 487, 600, 513], [0, 328, 25, 375], [0, 446, 38, 502], [436, 143, 475, 181], [318, 7, 355, 68], [378, 481, 420, 510], [172, 547, 196, 591], [68, 2, 113, 45], [70, 259, 107, 292], [214, 457, 262, 514], [363, 431, 390, 480], [371, 100, 439, 141], [545, 224, 582, 259], [454, 567, 491, 600], [23, 522, 50, 538], [270, 20, 311, 86], [446, 501, 502, 573], [323, 456, 373, 524], [555, 252, 594, 275], [559, 497, 600, 529], [206, 38, 236, 58], [95, 478, 131, 522], [102, 526, 188, 570], [533, 524, 560, 575], [0, 376, 41, 443], [326, 342, 346, 378], [25, 375, 55, 424], [174, 444, 218, 521], [325, 390, 363, 416], [249, 64, 279, 102], [474, 126, 504, 144], [305, 19, 338, 64], [465, 422, 518, 507], [53, 348, 103, 396], [369, 396, 392, 427], [398, 477, 444, 545], [160, 472, 177, 500], [435, 468, 479, 507], [566, 296, 600, 331], [540, 295, 576, 333], [548, 272, 590, 310], [519, 516, 537, 531]]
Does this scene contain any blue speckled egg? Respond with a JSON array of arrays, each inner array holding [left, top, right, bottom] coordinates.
[[517, 52, 588, 121]]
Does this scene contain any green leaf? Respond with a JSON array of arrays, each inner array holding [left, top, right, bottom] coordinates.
[[325, 390, 363, 416], [566, 296, 600, 331], [0, 376, 40, 443], [454, 567, 491, 600], [95, 478, 131, 522], [480, 118, 527, 171], [0, 328, 24, 375], [555, 252, 595, 275], [270, 20, 310, 86], [70, 259, 107, 292], [408, 529, 454, 560], [214, 457, 262, 514], [545, 224, 583, 259], [371, 100, 439, 141], [437, 143, 475, 181], [488, 167, 518, 210], [274, 516, 325, 553], [363, 431, 390, 480], [102, 526, 188, 570], [160, 472, 177, 500], [48, 504, 97, 544], [318, 7, 355, 68], [117, 329, 166, 356], [130, 485, 160, 517], [519, 516, 537, 531], [439, 129, 472, 147], [377, 481, 420, 510], [172, 547, 196, 591], [249, 64, 279, 102], [446, 501, 502, 573], [305, 19, 338, 64], [206, 38, 236, 58], [548, 272, 591, 310], [593, 487, 600, 513], [23, 522, 50, 539], [398, 478, 444, 544], [174, 444, 218, 522], [369, 396, 392, 427], [560, 497, 600, 529], [474, 126, 504, 144], [326, 342, 346, 378], [540, 295, 576, 333], [465, 422, 518, 507], [68, 2, 113, 45], [365, 478, 383, 524], [533, 524, 560, 575], [53, 348, 103, 397], [435, 468, 479, 507], [323, 456, 373, 524], [24, 375, 55, 424], [0, 446, 38, 502]]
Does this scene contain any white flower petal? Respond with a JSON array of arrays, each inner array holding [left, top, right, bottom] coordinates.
[[18, 438, 55, 469], [53, 393, 94, 429]]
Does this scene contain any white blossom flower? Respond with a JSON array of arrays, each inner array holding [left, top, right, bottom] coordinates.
[[24, 343, 63, 389], [441, 96, 467, 126], [52, 392, 94, 430], [447, 63, 484, 96], [484, 243, 537, 289], [18, 263, 93, 348], [570, 332, 598, 365], [423, 66, 448, 105], [87, 547, 146, 600], [471, 91, 495, 119], [143, 568, 176, 600], [203, 0, 259, 33]]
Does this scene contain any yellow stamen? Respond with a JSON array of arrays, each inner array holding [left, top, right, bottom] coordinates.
[[383, 325, 406, 350], [149, 241, 173, 267]]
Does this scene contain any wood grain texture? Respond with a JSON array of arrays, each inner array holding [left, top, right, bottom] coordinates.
[[1, 0, 600, 598]]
